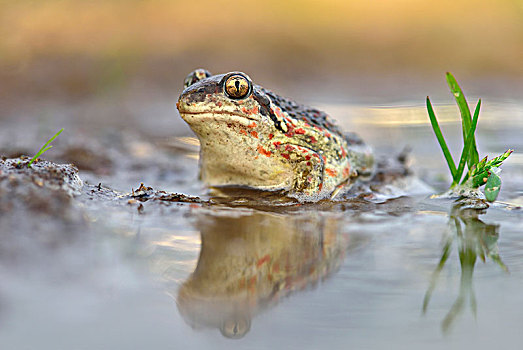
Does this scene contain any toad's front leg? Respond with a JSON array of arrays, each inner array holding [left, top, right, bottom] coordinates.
[[276, 144, 325, 195]]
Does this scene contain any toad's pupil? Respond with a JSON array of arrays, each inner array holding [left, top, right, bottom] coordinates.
[[225, 76, 249, 98]]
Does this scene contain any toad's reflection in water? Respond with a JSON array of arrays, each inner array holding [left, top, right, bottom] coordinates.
[[423, 203, 508, 333], [176, 210, 352, 339]]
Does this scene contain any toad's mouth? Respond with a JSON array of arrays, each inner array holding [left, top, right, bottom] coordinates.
[[178, 110, 262, 123]]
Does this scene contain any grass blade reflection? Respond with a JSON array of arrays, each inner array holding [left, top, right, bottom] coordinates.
[[422, 203, 508, 334]]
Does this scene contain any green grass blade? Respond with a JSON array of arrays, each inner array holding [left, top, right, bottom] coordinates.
[[426, 97, 457, 179], [37, 146, 53, 156], [446, 72, 479, 168], [453, 100, 481, 185], [28, 128, 64, 167], [41, 128, 63, 150]]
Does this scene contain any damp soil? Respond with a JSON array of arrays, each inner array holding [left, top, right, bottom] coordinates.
[[0, 93, 522, 350]]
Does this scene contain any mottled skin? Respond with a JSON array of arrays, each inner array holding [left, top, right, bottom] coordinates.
[[177, 69, 374, 199]]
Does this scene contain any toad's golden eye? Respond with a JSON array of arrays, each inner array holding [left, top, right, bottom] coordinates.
[[224, 75, 251, 99], [183, 68, 212, 88]]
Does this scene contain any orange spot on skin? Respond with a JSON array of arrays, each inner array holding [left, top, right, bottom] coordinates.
[[307, 162, 311, 166], [305, 155, 311, 160], [295, 128, 306, 134], [268, 133, 274, 140], [285, 145, 295, 152], [309, 136, 317, 143], [282, 153, 290, 160], [341, 147, 347, 158], [189, 204, 199, 208], [256, 254, 270, 268], [248, 122, 257, 128], [324, 132, 332, 138], [284, 122, 295, 137], [273, 141, 282, 148], [240, 129, 248, 136], [216, 102, 222, 107], [342, 165, 351, 177], [257, 145, 272, 157], [325, 168, 338, 177], [285, 117, 295, 125], [251, 130, 258, 138], [318, 183, 323, 191], [241, 107, 259, 115], [274, 107, 285, 119]]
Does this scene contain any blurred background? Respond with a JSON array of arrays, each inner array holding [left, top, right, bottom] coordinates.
[[2, 0, 523, 105]]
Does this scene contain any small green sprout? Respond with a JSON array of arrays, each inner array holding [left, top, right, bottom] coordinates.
[[28, 128, 64, 168], [426, 73, 512, 202]]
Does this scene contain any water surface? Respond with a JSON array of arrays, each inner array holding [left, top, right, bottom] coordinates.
[[1, 98, 522, 350]]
